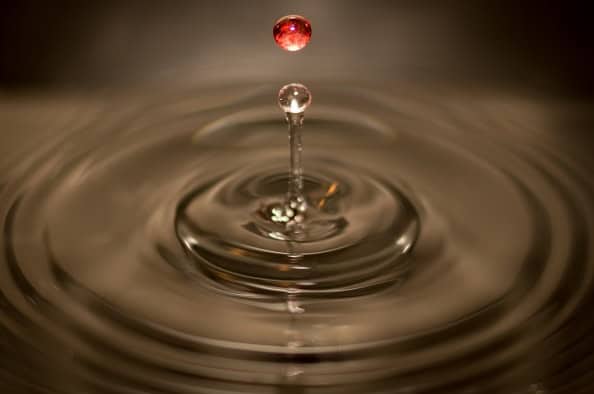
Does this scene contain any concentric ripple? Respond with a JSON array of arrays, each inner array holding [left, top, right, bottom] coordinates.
[[0, 84, 592, 394], [176, 158, 419, 296]]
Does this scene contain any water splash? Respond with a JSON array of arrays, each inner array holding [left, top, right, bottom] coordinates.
[[0, 84, 592, 394]]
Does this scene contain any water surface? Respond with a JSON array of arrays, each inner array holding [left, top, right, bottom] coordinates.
[[0, 83, 592, 393]]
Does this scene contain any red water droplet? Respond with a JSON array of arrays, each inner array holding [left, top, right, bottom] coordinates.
[[273, 15, 312, 52]]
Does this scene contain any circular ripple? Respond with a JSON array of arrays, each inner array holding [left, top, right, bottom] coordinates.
[[176, 158, 419, 295], [0, 84, 592, 394]]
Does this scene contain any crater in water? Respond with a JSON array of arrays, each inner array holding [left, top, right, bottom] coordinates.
[[0, 84, 592, 394]]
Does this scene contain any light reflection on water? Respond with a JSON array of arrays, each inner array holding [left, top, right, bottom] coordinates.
[[0, 83, 592, 393]]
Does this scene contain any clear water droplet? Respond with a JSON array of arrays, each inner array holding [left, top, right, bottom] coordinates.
[[278, 83, 312, 114]]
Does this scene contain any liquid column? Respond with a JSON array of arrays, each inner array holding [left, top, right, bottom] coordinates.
[[278, 83, 312, 237]]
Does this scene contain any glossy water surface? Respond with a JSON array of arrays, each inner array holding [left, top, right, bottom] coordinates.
[[0, 83, 592, 394]]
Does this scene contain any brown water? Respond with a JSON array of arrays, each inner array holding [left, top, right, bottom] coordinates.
[[0, 83, 592, 393]]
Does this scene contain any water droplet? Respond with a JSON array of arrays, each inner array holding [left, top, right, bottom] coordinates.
[[273, 15, 312, 52], [278, 83, 312, 114]]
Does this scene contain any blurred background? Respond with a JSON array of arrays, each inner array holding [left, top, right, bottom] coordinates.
[[0, 0, 592, 97], [0, 3, 593, 393]]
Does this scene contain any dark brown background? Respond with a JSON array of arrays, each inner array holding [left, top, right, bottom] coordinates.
[[0, 0, 592, 97]]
